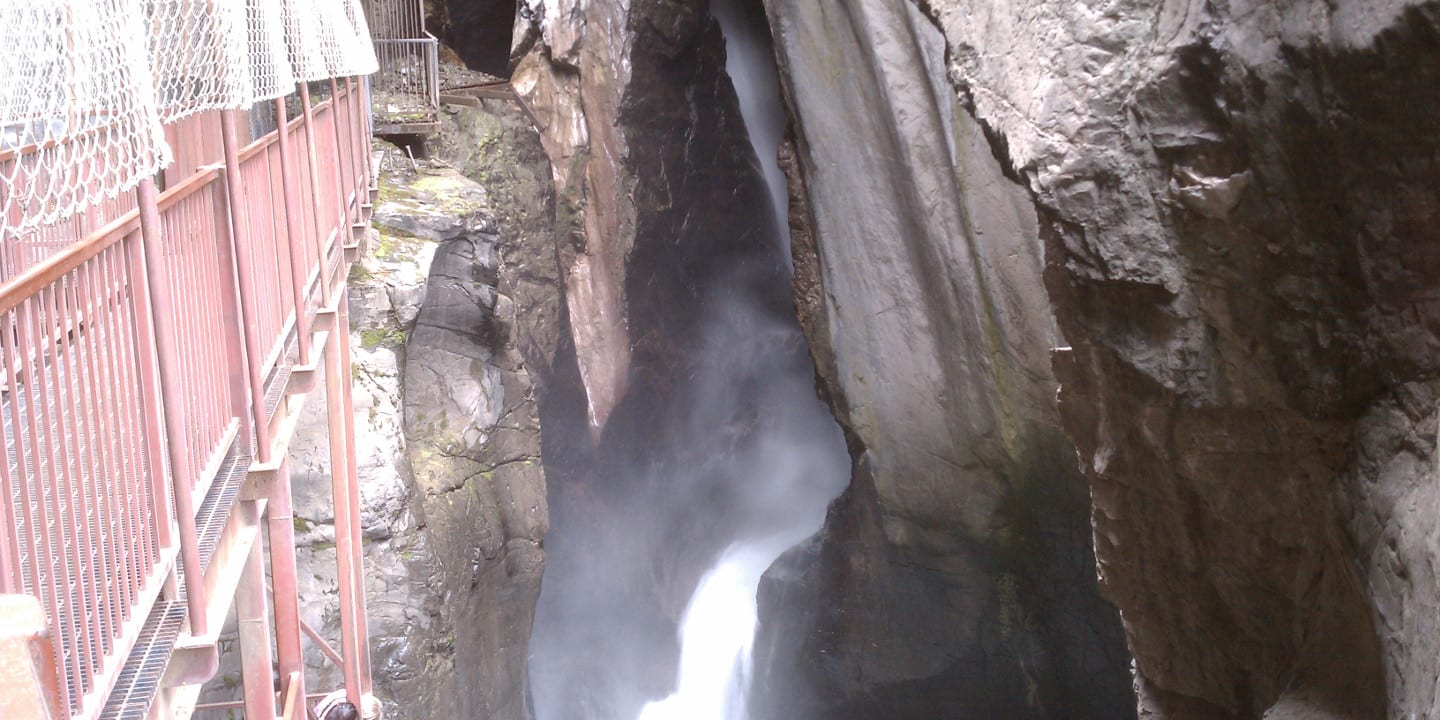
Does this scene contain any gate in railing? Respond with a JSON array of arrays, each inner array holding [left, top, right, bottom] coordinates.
[[367, 0, 440, 133]]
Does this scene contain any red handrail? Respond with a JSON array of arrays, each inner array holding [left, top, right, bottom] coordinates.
[[0, 75, 373, 720]]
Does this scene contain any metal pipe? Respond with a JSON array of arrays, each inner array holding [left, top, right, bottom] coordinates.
[[336, 290, 372, 692], [237, 527, 278, 720], [299, 616, 344, 668], [327, 79, 353, 227], [266, 458, 305, 704], [324, 305, 361, 705], [299, 83, 334, 310], [125, 224, 176, 554], [273, 98, 312, 368], [219, 110, 270, 463], [136, 177, 208, 637]]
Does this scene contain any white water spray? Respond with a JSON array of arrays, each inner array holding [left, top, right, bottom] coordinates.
[[529, 3, 843, 718], [634, 537, 794, 720], [711, 0, 791, 257], [635, 8, 826, 719]]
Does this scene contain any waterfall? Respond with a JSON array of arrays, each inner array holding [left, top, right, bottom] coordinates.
[[528, 2, 846, 718], [634, 3, 838, 719], [711, 0, 791, 258]]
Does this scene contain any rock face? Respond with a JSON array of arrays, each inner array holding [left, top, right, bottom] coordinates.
[[755, 2, 1135, 718], [503, 2, 842, 719], [281, 105, 556, 720], [434, 0, 1440, 718], [761, 0, 1440, 717], [508, 0, 640, 439]]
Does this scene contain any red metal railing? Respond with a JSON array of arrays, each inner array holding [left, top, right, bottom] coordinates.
[[0, 218, 175, 719], [371, 37, 440, 129], [0, 195, 140, 285], [0, 76, 374, 720]]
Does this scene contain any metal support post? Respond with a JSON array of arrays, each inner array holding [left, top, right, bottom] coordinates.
[[274, 98, 313, 368], [219, 110, 272, 462], [125, 226, 176, 553], [237, 528, 277, 720], [267, 458, 305, 704], [324, 301, 362, 704], [136, 178, 208, 636], [336, 290, 372, 692]]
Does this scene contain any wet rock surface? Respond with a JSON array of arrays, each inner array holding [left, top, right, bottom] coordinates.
[[810, 0, 1440, 717], [416, 0, 1440, 718], [275, 111, 555, 720], [756, 1, 1134, 718]]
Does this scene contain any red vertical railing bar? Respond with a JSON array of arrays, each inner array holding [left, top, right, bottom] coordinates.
[[337, 292, 371, 693], [0, 376, 17, 594], [343, 78, 360, 204], [0, 304, 19, 596], [267, 457, 305, 710], [75, 257, 121, 658], [102, 244, 141, 644], [24, 285, 85, 713], [53, 270, 105, 675], [2, 298, 65, 712], [331, 80, 355, 218], [0, 313, 34, 601], [274, 99, 312, 369], [136, 178, 208, 638], [218, 110, 268, 463], [105, 244, 149, 617], [324, 299, 360, 705], [23, 286, 81, 714], [210, 175, 255, 463], [298, 84, 334, 310], [123, 225, 174, 584]]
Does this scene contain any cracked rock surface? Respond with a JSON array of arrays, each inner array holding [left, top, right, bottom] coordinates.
[[279, 110, 556, 720], [767, 0, 1440, 718]]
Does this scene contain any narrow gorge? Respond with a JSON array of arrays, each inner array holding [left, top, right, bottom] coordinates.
[[216, 1, 1440, 719]]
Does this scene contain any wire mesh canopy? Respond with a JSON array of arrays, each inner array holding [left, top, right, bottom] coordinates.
[[0, 0, 377, 240]]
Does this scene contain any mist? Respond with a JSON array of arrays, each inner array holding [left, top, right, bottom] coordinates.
[[526, 1, 849, 717], [711, 0, 791, 258]]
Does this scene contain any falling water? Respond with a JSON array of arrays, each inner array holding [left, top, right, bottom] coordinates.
[[634, 3, 835, 720], [528, 1, 846, 718], [710, 0, 791, 257]]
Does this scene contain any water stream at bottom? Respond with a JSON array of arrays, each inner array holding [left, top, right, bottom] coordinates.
[[635, 533, 810, 720]]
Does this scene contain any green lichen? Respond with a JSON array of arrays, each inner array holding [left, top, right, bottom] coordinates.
[[360, 326, 407, 349]]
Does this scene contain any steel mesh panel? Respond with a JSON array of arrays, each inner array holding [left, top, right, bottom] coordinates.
[[0, 0, 378, 242], [0, 1, 171, 236], [145, 0, 255, 123]]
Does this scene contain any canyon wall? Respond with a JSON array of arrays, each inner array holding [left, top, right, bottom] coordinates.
[[765, 0, 1440, 718], [247, 102, 557, 720], [420, 0, 1440, 718], [754, 2, 1135, 718]]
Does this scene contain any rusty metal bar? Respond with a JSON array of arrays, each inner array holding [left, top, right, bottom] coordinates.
[[299, 84, 334, 310], [324, 304, 361, 705], [219, 110, 270, 462], [266, 458, 305, 706], [237, 527, 277, 720], [330, 79, 354, 218], [274, 98, 313, 369], [136, 178, 208, 638], [336, 292, 372, 693], [298, 615, 344, 669]]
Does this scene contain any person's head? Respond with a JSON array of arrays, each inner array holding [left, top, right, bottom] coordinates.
[[324, 702, 359, 720]]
